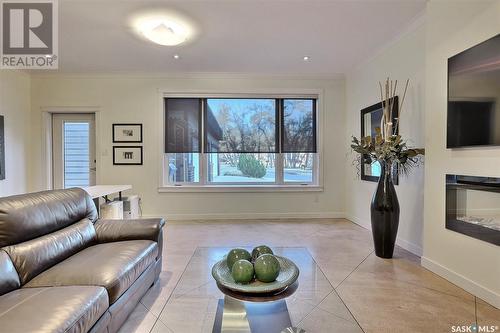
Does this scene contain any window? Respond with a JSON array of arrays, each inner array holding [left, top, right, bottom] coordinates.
[[163, 96, 319, 189], [205, 99, 277, 153], [64, 122, 91, 188], [283, 153, 314, 183], [207, 153, 276, 183], [166, 153, 200, 183]]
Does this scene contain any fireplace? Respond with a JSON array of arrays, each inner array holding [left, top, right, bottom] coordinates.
[[446, 174, 500, 246]]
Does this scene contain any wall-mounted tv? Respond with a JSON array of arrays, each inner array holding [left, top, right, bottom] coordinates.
[[447, 33, 500, 148]]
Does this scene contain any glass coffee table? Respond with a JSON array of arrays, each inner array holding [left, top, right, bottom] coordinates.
[[159, 247, 362, 333]]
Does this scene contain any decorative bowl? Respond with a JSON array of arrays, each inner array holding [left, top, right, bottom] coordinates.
[[212, 255, 299, 294]]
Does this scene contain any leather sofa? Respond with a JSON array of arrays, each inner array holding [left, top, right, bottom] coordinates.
[[0, 188, 165, 333]]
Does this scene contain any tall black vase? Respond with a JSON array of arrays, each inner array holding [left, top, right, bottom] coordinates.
[[370, 161, 400, 259]]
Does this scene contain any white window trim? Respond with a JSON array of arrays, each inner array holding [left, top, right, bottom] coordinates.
[[157, 89, 325, 192], [40, 106, 102, 190], [158, 185, 323, 193]]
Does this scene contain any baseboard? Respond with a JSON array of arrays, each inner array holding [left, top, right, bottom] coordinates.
[[345, 214, 370, 230], [164, 211, 346, 221], [345, 214, 423, 256], [395, 238, 423, 257], [421, 256, 500, 309]]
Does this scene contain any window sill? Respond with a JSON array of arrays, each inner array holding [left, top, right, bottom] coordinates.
[[158, 185, 323, 193]]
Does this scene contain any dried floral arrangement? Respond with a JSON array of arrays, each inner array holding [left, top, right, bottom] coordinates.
[[351, 78, 425, 176]]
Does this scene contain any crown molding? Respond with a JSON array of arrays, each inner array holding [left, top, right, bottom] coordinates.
[[29, 71, 345, 81]]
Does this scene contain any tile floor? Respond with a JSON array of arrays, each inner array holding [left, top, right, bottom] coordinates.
[[118, 219, 500, 333]]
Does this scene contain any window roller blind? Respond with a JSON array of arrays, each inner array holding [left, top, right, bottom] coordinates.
[[164, 97, 317, 154], [164, 98, 201, 153], [282, 99, 317, 153], [204, 98, 277, 153]]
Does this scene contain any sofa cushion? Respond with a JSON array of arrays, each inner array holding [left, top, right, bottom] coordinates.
[[26, 240, 158, 304], [3, 218, 97, 285], [0, 286, 108, 333], [0, 188, 97, 247], [0, 250, 20, 295]]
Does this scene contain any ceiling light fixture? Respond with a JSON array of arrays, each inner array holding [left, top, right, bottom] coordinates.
[[173, 54, 180, 59], [134, 15, 192, 46], [303, 56, 310, 61]]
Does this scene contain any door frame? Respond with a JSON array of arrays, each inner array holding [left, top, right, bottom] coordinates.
[[41, 106, 101, 190]]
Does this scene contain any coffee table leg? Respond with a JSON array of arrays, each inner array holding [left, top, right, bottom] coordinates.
[[214, 296, 251, 333], [213, 296, 293, 333]]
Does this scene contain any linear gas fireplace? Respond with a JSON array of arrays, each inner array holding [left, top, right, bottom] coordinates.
[[446, 175, 500, 246]]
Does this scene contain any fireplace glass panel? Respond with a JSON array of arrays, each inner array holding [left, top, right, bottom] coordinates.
[[446, 174, 500, 246]]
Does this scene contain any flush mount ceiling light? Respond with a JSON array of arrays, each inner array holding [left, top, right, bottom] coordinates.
[[303, 56, 311, 61], [138, 18, 188, 46], [131, 12, 195, 46]]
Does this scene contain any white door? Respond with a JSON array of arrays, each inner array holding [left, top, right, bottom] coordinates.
[[52, 113, 96, 189]]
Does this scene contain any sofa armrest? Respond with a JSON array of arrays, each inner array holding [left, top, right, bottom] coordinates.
[[94, 218, 165, 258]]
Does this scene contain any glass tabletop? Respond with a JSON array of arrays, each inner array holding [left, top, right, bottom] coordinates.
[[159, 247, 362, 333]]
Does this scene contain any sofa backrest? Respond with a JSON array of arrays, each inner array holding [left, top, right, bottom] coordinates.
[[0, 188, 98, 286], [0, 188, 97, 247], [0, 250, 20, 295], [3, 218, 97, 285]]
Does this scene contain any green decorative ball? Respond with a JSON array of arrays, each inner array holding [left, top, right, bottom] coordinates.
[[231, 259, 254, 284], [251, 245, 274, 261], [226, 248, 251, 270], [254, 254, 280, 282]]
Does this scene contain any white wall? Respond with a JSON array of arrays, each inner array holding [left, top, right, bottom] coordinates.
[[344, 17, 426, 255], [422, 0, 500, 308], [30, 75, 346, 219], [0, 71, 31, 197]]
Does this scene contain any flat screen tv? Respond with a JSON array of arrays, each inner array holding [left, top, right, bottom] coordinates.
[[447, 33, 500, 148]]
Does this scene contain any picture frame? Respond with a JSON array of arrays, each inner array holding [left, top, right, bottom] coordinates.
[[112, 123, 143, 143], [360, 97, 399, 184], [0, 115, 5, 180], [113, 146, 143, 165]]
